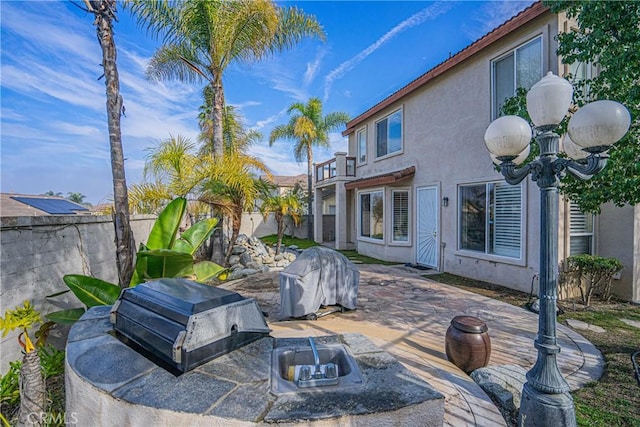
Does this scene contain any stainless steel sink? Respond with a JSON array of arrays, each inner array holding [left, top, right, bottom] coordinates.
[[271, 340, 364, 394]]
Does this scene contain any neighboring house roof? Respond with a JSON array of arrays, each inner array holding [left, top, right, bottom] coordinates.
[[345, 166, 416, 190], [263, 174, 307, 189], [0, 193, 89, 217], [343, 1, 547, 136]]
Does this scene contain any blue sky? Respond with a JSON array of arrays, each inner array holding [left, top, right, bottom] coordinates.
[[1, 0, 535, 205]]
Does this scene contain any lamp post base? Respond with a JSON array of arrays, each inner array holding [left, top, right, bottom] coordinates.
[[518, 382, 576, 427]]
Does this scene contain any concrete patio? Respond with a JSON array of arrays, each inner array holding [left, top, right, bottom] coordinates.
[[222, 263, 604, 427]]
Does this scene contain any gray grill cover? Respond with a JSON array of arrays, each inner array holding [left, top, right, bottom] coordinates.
[[279, 246, 359, 318]]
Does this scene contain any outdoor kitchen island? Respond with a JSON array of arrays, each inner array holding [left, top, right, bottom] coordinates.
[[65, 306, 445, 426]]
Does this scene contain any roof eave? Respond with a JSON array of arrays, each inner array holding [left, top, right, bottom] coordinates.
[[342, 1, 548, 137]]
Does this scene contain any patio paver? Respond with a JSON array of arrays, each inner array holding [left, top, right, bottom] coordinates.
[[247, 264, 605, 427]]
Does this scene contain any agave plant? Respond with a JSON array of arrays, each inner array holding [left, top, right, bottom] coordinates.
[[46, 197, 227, 324]]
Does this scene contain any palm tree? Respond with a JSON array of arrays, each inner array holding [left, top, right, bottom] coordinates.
[[130, 135, 207, 216], [260, 186, 304, 254], [67, 192, 87, 204], [129, 0, 325, 159], [269, 97, 350, 239], [198, 97, 261, 156], [199, 152, 272, 264], [82, 0, 135, 288]]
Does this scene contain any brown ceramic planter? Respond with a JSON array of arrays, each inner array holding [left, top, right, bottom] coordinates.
[[445, 315, 491, 374]]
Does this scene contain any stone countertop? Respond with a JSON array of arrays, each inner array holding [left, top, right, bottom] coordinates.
[[66, 306, 444, 426]]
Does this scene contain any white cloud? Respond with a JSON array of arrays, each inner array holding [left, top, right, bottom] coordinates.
[[323, 2, 453, 101], [304, 47, 327, 86], [462, 1, 536, 42]]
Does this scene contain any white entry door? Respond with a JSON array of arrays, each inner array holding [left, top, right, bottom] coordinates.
[[416, 186, 439, 268]]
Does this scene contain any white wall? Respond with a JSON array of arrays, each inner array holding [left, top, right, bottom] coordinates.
[[0, 214, 155, 371]]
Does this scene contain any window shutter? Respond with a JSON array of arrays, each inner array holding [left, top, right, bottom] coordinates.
[[569, 203, 593, 255], [492, 182, 522, 258], [392, 191, 409, 241]]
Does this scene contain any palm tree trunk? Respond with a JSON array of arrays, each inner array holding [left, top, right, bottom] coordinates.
[[93, 0, 135, 287], [209, 78, 226, 265], [306, 144, 313, 240], [276, 212, 284, 255], [224, 208, 242, 265], [17, 351, 45, 427], [212, 78, 225, 159]]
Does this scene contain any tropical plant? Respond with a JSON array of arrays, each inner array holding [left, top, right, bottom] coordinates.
[[81, 0, 136, 287], [545, 1, 639, 212], [46, 198, 226, 324], [199, 153, 272, 264], [43, 191, 62, 197], [129, 0, 325, 159], [269, 97, 350, 239], [66, 192, 86, 204], [259, 185, 304, 254], [0, 301, 46, 426], [198, 98, 262, 156]]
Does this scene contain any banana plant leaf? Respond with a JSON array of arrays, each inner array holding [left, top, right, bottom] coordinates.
[[173, 217, 218, 255], [193, 261, 228, 282], [45, 308, 86, 325], [145, 197, 186, 250], [135, 249, 194, 280], [129, 243, 149, 287], [62, 275, 121, 308]]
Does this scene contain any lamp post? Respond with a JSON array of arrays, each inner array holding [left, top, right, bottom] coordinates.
[[484, 72, 630, 427]]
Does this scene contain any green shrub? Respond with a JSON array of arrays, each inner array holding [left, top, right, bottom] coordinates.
[[565, 254, 623, 306]]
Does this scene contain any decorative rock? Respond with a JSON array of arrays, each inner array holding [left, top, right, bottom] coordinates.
[[471, 364, 528, 426], [231, 245, 246, 255], [224, 234, 298, 281], [246, 262, 262, 271], [239, 252, 252, 266]]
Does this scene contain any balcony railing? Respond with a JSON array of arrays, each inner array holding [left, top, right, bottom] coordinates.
[[315, 157, 356, 183]]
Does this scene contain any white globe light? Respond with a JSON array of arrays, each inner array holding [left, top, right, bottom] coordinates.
[[484, 115, 532, 157], [560, 134, 589, 160], [490, 144, 531, 166], [568, 100, 631, 149], [526, 72, 574, 126]]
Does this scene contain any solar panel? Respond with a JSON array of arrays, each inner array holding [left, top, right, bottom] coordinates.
[[11, 197, 90, 215]]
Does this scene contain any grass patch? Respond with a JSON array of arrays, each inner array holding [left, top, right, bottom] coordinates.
[[259, 235, 318, 249], [336, 250, 398, 265], [258, 236, 396, 265], [428, 272, 640, 427]]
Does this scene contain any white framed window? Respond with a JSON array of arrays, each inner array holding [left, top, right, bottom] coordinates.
[[492, 36, 543, 118], [458, 181, 523, 259], [392, 190, 409, 242], [357, 127, 367, 164], [375, 109, 402, 158], [359, 190, 384, 241], [569, 203, 594, 255]]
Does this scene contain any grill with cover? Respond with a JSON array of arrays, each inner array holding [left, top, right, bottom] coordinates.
[[279, 246, 359, 319], [111, 278, 271, 373]]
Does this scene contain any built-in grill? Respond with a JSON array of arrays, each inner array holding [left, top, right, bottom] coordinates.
[[110, 278, 271, 374]]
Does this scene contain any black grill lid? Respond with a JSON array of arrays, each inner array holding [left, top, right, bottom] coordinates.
[[119, 278, 244, 325]]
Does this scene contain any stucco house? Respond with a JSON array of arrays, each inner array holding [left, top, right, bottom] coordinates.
[[313, 2, 639, 303]]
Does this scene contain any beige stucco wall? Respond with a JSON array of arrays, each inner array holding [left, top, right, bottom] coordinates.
[[0, 214, 155, 371], [345, 12, 562, 293], [597, 203, 639, 303]]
